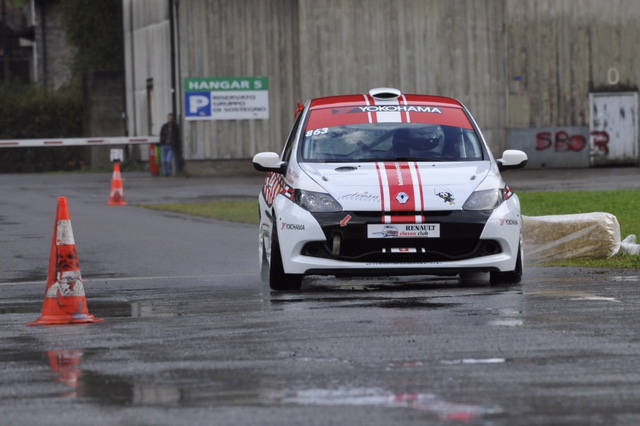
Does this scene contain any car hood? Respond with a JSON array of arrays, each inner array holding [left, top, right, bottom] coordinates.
[[299, 161, 495, 211]]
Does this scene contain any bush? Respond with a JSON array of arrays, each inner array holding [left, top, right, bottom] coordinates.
[[0, 83, 84, 173]]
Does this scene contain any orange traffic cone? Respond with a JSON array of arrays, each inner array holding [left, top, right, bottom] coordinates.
[[29, 197, 103, 326], [108, 162, 127, 206]]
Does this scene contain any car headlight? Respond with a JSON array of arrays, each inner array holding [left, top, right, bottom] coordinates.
[[294, 189, 342, 212], [462, 188, 504, 211]]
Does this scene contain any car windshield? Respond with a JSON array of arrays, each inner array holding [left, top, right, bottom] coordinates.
[[300, 123, 484, 162]]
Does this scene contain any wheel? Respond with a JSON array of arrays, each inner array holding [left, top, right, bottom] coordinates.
[[268, 222, 303, 291], [490, 243, 523, 285]]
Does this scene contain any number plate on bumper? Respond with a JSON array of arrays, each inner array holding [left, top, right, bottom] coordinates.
[[367, 224, 440, 238]]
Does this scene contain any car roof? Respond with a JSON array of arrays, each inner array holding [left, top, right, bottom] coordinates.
[[307, 88, 466, 111], [303, 88, 473, 129]]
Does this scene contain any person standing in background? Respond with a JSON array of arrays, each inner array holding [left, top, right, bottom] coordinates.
[[159, 113, 180, 176]]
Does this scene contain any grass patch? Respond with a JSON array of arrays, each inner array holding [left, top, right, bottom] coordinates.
[[142, 190, 640, 269], [143, 201, 259, 224]]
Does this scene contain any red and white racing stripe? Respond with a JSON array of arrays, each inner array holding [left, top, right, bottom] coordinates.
[[363, 94, 411, 123], [362, 93, 427, 224], [376, 161, 425, 224]]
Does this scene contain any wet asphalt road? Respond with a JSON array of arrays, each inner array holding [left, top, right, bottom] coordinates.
[[1, 169, 640, 425]]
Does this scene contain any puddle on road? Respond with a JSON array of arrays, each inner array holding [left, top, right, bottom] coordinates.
[[280, 387, 502, 422], [19, 348, 502, 421], [269, 296, 455, 310], [302, 275, 491, 292], [0, 301, 181, 320], [88, 300, 183, 318], [0, 303, 40, 315], [440, 358, 507, 365], [527, 290, 620, 303], [611, 275, 640, 282], [362, 299, 453, 309], [39, 354, 503, 422], [267, 275, 509, 311]]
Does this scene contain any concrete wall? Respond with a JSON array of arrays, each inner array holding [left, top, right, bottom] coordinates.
[[509, 127, 590, 169], [178, 0, 299, 171], [34, 0, 75, 91], [123, 0, 640, 172], [83, 71, 127, 168]]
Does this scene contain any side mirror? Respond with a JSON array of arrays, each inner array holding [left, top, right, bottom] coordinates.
[[252, 152, 287, 174], [497, 149, 528, 172]]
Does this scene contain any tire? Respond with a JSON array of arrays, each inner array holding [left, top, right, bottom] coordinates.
[[490, 243, 523, 285], [269, 222, 303, 291]]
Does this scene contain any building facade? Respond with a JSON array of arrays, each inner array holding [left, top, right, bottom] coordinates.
[[123, 0, 640, 173]]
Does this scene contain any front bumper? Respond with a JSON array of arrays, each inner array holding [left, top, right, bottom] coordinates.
[[273, 204, 521, 276], [302, 210, 497, 263]]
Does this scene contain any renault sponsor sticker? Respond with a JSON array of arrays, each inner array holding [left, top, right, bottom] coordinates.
[[367, 223, 440, 238]]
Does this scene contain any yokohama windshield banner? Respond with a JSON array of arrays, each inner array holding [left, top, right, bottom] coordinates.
[[305, 95, 474, 130]]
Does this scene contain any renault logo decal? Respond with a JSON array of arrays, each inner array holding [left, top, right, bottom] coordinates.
[[396, 192, 410, 204]]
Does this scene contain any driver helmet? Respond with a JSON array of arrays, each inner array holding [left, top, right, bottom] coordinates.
[[394, 125, 444, 154]]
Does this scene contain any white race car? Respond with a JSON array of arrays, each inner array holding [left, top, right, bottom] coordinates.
[[253, 87, 528, 291]]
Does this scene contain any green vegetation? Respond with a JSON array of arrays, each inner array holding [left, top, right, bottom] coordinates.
[[143, 189, 640, 269], [0, 0, 123, 173], [519, 190, 640, 239], [143, 201, 259, 225], [0, 84, 84, 173], [61, 0, 123, 79]]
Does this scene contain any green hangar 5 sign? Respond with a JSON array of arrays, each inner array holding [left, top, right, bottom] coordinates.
[[184, 77, 269, 120]]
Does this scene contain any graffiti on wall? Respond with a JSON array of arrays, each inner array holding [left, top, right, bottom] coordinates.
[[536, 130, 610, 156], [536, 131, 586, 152], [590, 131, 610, 156]]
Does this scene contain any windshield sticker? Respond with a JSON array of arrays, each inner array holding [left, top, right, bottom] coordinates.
[[306, 106, 473, 130], [305, 128, 329, 137], [354, 106, 442, 114]]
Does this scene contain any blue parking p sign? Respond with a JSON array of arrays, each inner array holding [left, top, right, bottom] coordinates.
[[185, 92, 211, 119], [184, 77, 269, 121]]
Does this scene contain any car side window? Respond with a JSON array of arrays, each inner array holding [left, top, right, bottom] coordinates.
[[282, 111, 304, 163]]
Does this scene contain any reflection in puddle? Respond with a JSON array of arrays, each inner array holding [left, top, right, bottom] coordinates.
[[47, 350, 83, 398], [40, 355, 502, 419], [486, 307, 524, 327], [0, 304, 40, 315], [302, 275, 483, 292], [441, 358, 506, 365], [44, 353, 180, 406], [528, 290, 620, 303], [0, 301, 181, 319], [269, 296, 455, 311], [89, 301, 181, 318], [488, 318, 523, 326], [611, 275, 640, 282], [281, 388, 502, 422]]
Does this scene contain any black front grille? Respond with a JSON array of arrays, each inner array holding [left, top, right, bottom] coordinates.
[[301, 238, 501, 262], [301, 209, 498, 263]]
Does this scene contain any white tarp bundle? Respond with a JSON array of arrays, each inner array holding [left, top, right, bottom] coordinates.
[[522, 213, 640, 265]]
